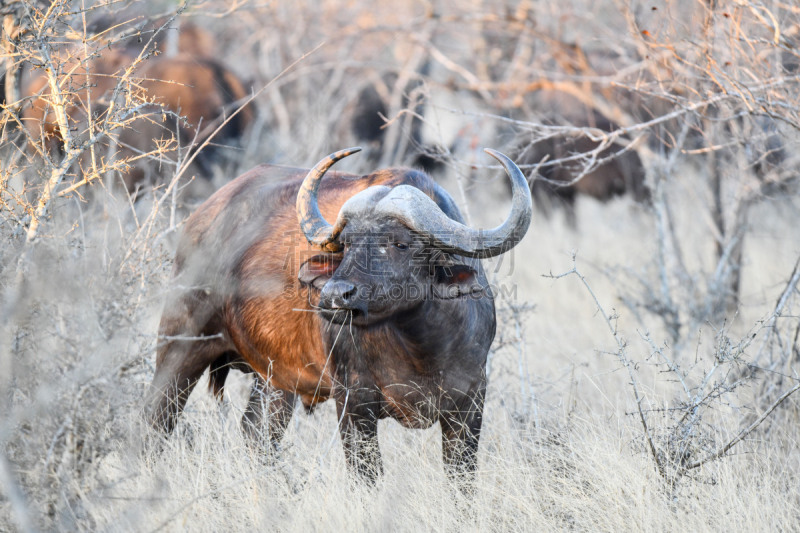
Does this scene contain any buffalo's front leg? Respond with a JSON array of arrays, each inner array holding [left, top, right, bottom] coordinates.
[[242, 375, 296, 451], [439, 382, 486, 485], [335, 389, 383, 483]]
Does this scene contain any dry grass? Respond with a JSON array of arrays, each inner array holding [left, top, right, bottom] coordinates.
[[2, 173, 798, 531], [3, 0, 800, 530]]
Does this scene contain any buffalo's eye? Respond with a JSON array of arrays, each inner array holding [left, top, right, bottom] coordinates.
[[394, 242, 409, 250]]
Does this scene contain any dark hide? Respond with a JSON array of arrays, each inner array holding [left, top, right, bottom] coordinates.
[[350, 69, 444, 174], [511, 95, 648, 225]]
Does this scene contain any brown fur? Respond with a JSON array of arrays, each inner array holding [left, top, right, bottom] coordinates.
[[148, 165, 443, 419], [86, 16, 216, 58], [20, 43, 252, 191]]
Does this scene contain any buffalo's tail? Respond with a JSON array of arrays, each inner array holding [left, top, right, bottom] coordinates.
[[208, 351, 237, 400]]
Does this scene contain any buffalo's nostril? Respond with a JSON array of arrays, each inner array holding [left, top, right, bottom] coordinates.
[[340, 285, 356, 303], [322, 280, 358, 308]]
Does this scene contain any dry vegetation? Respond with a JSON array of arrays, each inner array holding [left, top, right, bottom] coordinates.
[[2, 0, 800, 530]]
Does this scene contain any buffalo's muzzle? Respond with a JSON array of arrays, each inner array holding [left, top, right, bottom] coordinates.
[[318, 280, 367, 319]]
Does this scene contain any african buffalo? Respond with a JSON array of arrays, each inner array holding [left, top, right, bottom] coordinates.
[[19, 39, 252, 193], [85, 16, 215, 58], [350, 69, 444, 174], [510, 100, 648, 226], [145, 147, 532, 483]]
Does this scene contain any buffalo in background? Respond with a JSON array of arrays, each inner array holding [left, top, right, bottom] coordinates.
[[509, 92, 649, 225], [17, 17, 253, 195], [349, 67, 445, 174]]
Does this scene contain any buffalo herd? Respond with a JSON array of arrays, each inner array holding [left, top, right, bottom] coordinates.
[[4, 10, 672, 487]]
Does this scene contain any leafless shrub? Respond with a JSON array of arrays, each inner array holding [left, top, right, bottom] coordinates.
[[440, 1, 800, 319], [547, 252, 800, 496], [445, 3, 800, 498]]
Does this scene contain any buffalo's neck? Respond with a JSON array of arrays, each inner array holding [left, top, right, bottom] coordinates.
[[321, 296, 494, 426], [391, 298, 468, 356]]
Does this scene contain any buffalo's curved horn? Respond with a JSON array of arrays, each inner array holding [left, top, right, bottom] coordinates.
[[368, 148, 532, 258], [447, 148, 533, 257], [296, 147, 362, 251]]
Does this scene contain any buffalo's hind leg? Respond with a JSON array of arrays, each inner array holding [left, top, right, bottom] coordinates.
[[144, 301, 231, 436], [242, 375, 296, 452]]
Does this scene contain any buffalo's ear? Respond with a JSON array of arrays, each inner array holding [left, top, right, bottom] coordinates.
[[298, 253, 342, 290], [432, 262, 484, 299]]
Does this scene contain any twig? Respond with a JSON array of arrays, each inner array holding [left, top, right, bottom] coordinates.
[[686, 380, 800, 470], [545, 254, 666, 478]]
